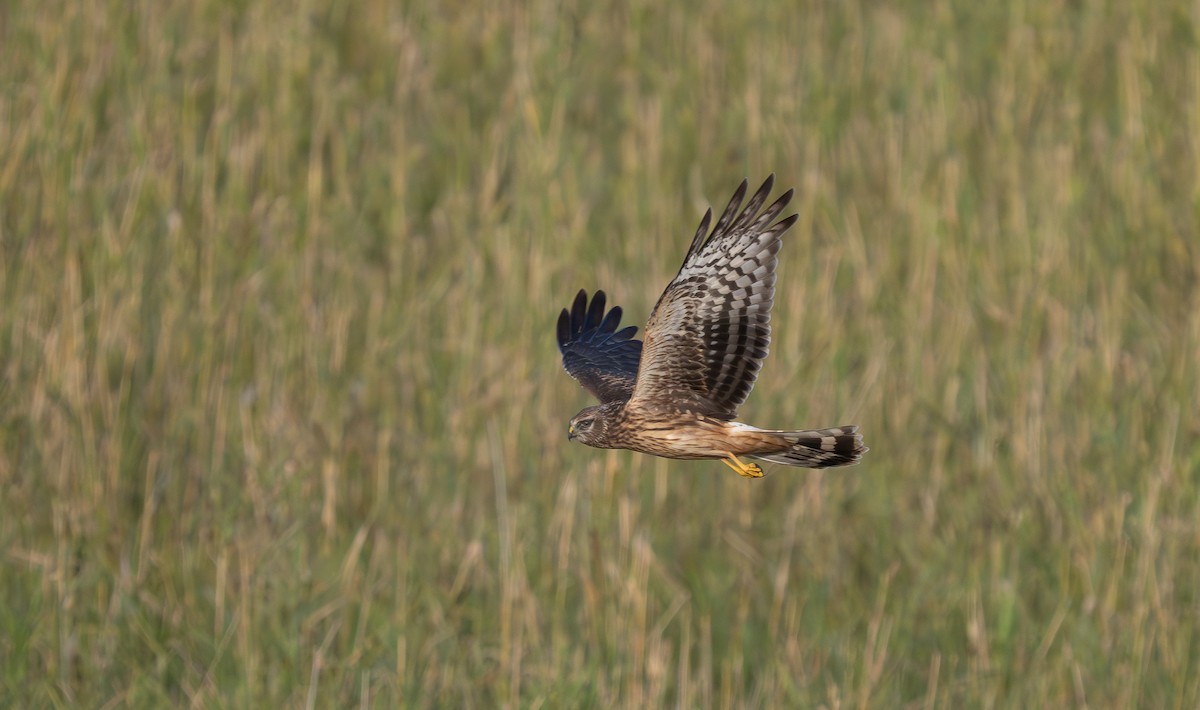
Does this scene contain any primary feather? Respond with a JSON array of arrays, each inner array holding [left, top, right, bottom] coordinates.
[[556, 289, 642, 403]]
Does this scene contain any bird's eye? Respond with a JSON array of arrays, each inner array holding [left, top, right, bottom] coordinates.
[[579, 419, 592, 429]]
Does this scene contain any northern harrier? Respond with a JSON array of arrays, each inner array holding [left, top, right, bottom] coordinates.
[[557, 175, 867, 478]]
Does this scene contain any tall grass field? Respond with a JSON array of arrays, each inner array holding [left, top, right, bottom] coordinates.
[[2, 0, 1199, 706]]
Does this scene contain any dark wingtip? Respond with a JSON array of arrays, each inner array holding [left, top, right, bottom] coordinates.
[[749, 175, 773, 203], [563, 289, 632, 344], [733, 178, 750, 206], [687, 207, 714, 257], [775, 212, 800, 235], [730, 178, 750, 207], [585, 290, 607, 330], [597, 305, 624, 334], [556, 308, 571, 350], [570, 290, 588, 333], [710, 179, 751, 241]]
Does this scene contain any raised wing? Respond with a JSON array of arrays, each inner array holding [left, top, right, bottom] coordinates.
[[627, 175, 797, 420], [557, 289, 643, 403]]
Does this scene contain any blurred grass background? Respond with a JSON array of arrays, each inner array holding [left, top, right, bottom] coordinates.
[[2, 0, 1199, 706]]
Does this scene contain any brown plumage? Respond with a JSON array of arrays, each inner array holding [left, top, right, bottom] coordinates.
[[557, 176, 867, 477]]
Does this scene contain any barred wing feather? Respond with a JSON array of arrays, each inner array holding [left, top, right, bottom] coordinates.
[[628, 175, 797, 420]]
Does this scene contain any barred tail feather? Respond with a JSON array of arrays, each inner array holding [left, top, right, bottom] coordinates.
[[751, 425, 867, 468]]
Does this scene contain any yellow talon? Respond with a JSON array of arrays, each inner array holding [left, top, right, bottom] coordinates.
[[721, 454, 764, 478]]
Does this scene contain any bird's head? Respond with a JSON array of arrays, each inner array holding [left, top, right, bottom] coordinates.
[[567, 403, 619, 448]]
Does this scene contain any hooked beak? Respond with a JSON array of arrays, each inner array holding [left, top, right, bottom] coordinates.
[[567, 424, 576, 441]]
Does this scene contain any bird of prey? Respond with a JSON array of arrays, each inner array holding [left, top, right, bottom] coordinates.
[[556, 175, 867, 478]]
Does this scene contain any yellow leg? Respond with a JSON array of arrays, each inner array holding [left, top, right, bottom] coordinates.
[[721, 453, 764, 478]]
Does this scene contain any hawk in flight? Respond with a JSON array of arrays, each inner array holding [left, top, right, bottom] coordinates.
[[557, 175, 867, 478]]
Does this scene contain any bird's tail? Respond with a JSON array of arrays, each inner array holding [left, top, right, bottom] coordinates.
[[749, 425, 867, 468]]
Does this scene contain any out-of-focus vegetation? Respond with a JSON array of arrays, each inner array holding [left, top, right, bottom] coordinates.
[[2, 0, 1198, 706]]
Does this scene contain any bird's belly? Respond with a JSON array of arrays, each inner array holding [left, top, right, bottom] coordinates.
[[620, 418, 739, 460]]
